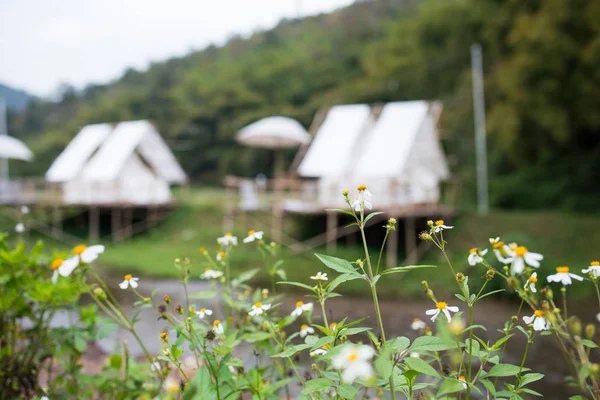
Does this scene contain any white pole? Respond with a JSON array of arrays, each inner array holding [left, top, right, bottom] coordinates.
[[471, 43, 489, 215], [0, 99, 8, 182]]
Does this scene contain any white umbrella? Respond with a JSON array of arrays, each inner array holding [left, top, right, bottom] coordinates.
[[237, 116, 310, 149], [0, 136, 33, 161]]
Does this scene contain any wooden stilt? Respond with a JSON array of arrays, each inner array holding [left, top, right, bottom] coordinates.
[[112, 208, 122, 243], [386, 220, 398, 268], [52, 207, 62, 237], [326, 211, 337, 252], [404, 217, 417, 265], [123, 208, 133, 240], [89, 207, 99, 241]]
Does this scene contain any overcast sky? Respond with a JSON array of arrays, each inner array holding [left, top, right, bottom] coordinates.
[[0, 0, 353, 97]]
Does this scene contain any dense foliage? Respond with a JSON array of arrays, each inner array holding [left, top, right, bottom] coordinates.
[[6, 0, 600, 210]]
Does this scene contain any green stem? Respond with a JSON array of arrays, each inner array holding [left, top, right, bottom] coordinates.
[[359, 227, 386, 342], [320, 300, 329, 329], [466, 304, 473, 400], [375, 229, 390, 276], [593, 280, 600, 310], [562, 287, 568, 321]]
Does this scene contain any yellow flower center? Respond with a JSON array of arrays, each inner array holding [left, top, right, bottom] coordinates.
[[592, 261, 600, 267], [201, 308, 207, 313], [51, 258, 63, 270], [159, 332, 167, 340], [357, 185, 367, 191], [205, 267, 212, 272], [329, 322, 337, 329], [469, 248, 477, 254], [347, 350, 358, 362], [248, 230, 255, 235], [124, 274, 132, 281], [556, 266, 569, 273], [493, 241, 505, 250], [528, 276, 538, 283], [514, 246, 528, 257], [413, 318, 421, 323], [435, 220, 444, 226], [165, 381, 179, 393], [225, 233, 232, 237], [296, 301, 304, 308], [73, 244, 87, 255], [301, 324, 308, 330], [255, 302, 262, 308], [213, 320, 221, 326], [218, 252, 226, 259], [199, 247, 207, 254], [534, 310, 545, 318], [459, 375, 466, 382], [436, 301, 448, 310]]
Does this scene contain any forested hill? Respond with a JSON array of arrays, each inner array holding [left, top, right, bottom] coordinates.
[[0, 83, 32, 111], [6, 0, 600, 210]]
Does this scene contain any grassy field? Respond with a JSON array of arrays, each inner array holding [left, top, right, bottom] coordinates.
[[2, 188, 599, 299]]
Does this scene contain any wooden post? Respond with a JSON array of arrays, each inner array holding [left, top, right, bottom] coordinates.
[[272, 150, 284, 243], [123, 208, 133, 240], [386, 219, 398, 268], [89, 207, 99, 241], [326, 211, 337, 252], [404, 216, 417, 265], [52, 207, 62, 237], [112, 208, 122, 243]]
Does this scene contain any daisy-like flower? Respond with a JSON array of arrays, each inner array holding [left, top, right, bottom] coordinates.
[[524, 272, 538, 293], [212, 319, 224, 334], [50, 256, 80, 284], [163, 378, 180, 394], [310, 347, 328, 357], [261, 288, 269, 298], [216, 251, 226, 262], [433, 219, 453, 233], [410, 352, 420, 358], [490, 238, 513, 263], [411, 318, 426, 331], [310, 271, 328, 281], [352, 185, 373, 212], [583, 261, 600, 278], [291, 301, 313, 317], [73, 244, 105, 264], [196, 307, 213, 319], [243, 230, 264, 243], [329, 322, 337, 332], [299, 324, 314, 338], [119, 274, 139, 289], [249, 301, 271, 316], [217, 233, 238, 247], [459, 376, 467, 390], [505, 245, 543, 275], [467, 248, 488, 266], [523, 310, 551, 331], [425, 301, 459, 323], [200, 268, 223, 279], [15, 223, 24, 233], [332, 344, 375, 383], [547, 266, 583, 286]]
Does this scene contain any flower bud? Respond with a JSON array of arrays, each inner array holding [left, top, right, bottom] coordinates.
[[424, 327, 432, 336], [93, 287, 107, 301], [311, 363, 318, 371], [164, 295, 171, 304], [427, 220, 434, 227], [188, 306, 195, 315], [418, 231, 432, 241], [175, 305, 183, 314], [484, 268, 495, 281], [175, 258, 181, 264], [342, 189, 349, 197], [163, 348, 170, 356], [184, 257, 190, 265], [586, 324, 596, 339], [144, 297, 151, 303], [270, 241, 276, 247], [456, 273, 465, 284], [160, 332, 168, 341], [449, 319, 465, 336], [569, 317, 582, 336], [421, 281, 429, 290], [506, 277, 518, 289], [592, 363, 600, 374], [340, 335, 348, 343], [187, 317, 192, 322]]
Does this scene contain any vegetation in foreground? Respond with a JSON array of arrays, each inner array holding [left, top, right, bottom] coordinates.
[[3, 186, 600, 399]]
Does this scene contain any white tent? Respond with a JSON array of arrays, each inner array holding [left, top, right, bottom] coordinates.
[[296, 101, 448, 209], [46, 120, 187, 205], [0, 135, 33, 161]]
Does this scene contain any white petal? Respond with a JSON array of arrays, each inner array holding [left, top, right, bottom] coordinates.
[[52, 270, 59, 284], [130, 279, 139, 288], [291, 308, 302, 317], [255, 232, 264, 239], [583, 268, 591, 273], [512, 258, 525, 275], [524, 252, 542, 267], [307, 327, 314, 333], [357, 345, 375, 361], [531, 283, 537, 293], [467, 253, 476, 266], [58, 257, 80, 277], [569, 273, 584, 281], [446, 306, 459, 312], [533, 317, 546, 331], [243, 236, 254, 243], [562, 275, 572, 285], [119, 280, 129, 289], [262, 303, 271, 310], [480, 249, 488, 256], [206, 309, 213, 315], [428, 310, 440, 322], [523, 315, 535, 324], [547, 274, 560, 283], [442, 309, 452, 322], [425, 309, 438, 316]]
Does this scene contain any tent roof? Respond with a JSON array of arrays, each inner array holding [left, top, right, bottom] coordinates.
[[355, 101, 430, 177], [45, 123, 112, 182], [237, 116, 310, 149], [82, 120, 187, 183], [298, 104, 373, 177], [0, 135, 33, 161]]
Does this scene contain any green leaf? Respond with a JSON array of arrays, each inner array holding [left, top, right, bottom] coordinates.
[[325, 208, 357, 218], [109, 354, 123, 369], [337, 384, 358, 399], [480, 379, 496, 397], [315, 254, 356, 274], [342, 327, 371, 336], [409, 336, 457, 352], [184, 366, 218, 399], [241, 332, 272, 342], [364, 211, 385, 224], [485, 363, 528, 377], [404, 357, 439, 377], [188, 291, 217, 299], [311, 336, 335, 350], [437, 378, 466, 396], [381, 265, 436, 276], [231, 268, 260, 286], [271, 344, 312, 358], [390, 336, 410, 352], [580, 339, 598, 348], [327, 272, 362, 292], [375, 345, 393, 379], [476, 288, 506, 302], [520, 372, 544, 386], [277, 281, 315, 291], [520, 387, 543, 397], [302, 378, 334, 393], [490, 334, 514, 350]]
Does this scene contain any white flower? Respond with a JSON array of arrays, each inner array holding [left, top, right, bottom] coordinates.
[[504, 245, 543, 275], [433, 219, 453, 233], [150, 361, 162, 371], [291, 301, 313, 317], [409, 352, 420, 358], [163, 378, 180, 393], [331, 344, 375, 383], [40, 397, 49, 400], [425, 301, 459, 323], [490, 238, 513, 263], [467, 248, 487, 266], [50, 256, 80, 284], [217, 233, 238, 247], [583, 261, 600, 277], [352, 185, 373, 212], [21, 205, 30, 214], [459, 375, 467, 390], [261, 288, 269, 298], [597, 313, 600, 323], [249, 302, 271, 316], [73, 244, 105, 264], [299, 324, 314, 338], [15, 223, 24, 233], [243, 229, 264, 243], [216, 251, 226, 262], [524, 272, 538, 293], [119, 274, 139, 289], [411, 318, 426, 331], [310, 347, 328, 357], [547, 266, 583, 286], [212, 319, 224, 334], [196, 307, 213, 319], [310, 271, 328, 281], [201, 268, 223, 280], [523, 310, 551, 331]]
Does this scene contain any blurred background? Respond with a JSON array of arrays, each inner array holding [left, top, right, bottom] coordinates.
[[1, 1, 599, 394]]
